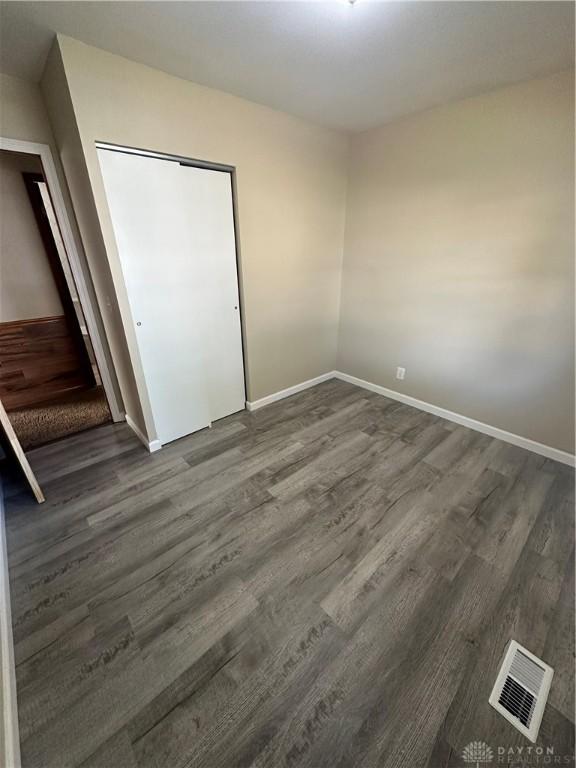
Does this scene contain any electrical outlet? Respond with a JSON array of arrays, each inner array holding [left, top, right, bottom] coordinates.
[[396, 366, 406, 380]]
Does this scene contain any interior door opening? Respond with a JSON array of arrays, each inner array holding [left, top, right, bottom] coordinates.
[[0, 148, 112, 449]]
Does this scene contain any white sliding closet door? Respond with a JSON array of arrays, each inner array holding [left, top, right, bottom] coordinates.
[[180, 165, 245, 422], [97, 149, 209, 445], [98, 147, 246, 446]]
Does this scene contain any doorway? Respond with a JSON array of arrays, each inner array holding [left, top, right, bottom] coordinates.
[[0, 148, 112, 449]]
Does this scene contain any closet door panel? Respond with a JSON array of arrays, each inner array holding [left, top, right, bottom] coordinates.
[[181, 166, 245, 420], [97, 149, 211, 445]]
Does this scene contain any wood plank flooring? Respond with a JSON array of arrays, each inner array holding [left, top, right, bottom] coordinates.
[[0, 316, 94, 410], [3, 379, 575, 767]]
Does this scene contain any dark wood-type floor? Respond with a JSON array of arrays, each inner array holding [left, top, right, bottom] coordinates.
[[3, 379, 575, 767], [0, 316, 95, 410]]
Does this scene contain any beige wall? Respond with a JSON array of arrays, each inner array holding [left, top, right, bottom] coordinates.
[[45, 35, 348, 440], [28, 38, 575, 454], [0, 150, 63, 321], [0, 70, 123, 411], [339, 71, 575, 453], [41, 45, 141, 429], [0, 73, 56, 145]]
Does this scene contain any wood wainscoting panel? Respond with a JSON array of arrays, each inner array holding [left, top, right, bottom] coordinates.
[[0, 316, 94, 409]]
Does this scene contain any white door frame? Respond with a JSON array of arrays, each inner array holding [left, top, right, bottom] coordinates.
[[0, 137, 123, 422], [0, 482, 20, 768]]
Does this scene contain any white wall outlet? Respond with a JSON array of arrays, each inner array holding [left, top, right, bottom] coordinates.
[[396, 366, 406, 380]]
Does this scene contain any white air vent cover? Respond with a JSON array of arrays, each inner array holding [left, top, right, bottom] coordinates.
[[489, 640, 553, 742]]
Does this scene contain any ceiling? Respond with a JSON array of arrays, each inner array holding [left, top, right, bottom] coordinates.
[[0, 1, 573, 132]]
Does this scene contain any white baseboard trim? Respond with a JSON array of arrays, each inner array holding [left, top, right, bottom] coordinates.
[[334, 370, 575, 467], [0, 483, 21, 768], [125, 414, 162, 453], [236, 368, 573, 466], [246, 372, 336, 411]]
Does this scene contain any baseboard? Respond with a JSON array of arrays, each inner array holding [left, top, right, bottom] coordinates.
[[246, 372, 336, 411], [125, 414, 162, 453], [334, 371, 575, 467], [0, 482, 21, 768]]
